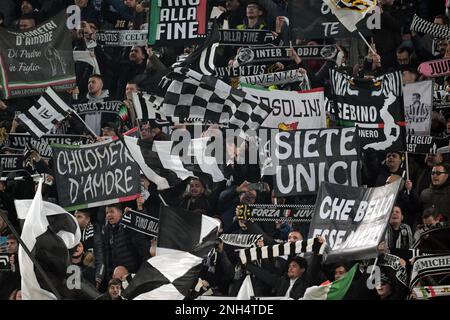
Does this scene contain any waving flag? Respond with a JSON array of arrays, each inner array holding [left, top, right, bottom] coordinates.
[[15, 180, 80, 299], [323, 0, 377, 32], [122, 206, 219, 300], [17, 87, 72, 139], [302, 263, 358, 300]]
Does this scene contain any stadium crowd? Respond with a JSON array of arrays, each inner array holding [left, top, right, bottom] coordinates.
[[0, 0, 450, 300]]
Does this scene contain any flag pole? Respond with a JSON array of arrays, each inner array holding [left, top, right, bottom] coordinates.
[[136, 118, 143, 139], [358, 31, 377, 56], [0, 210, 63, 300], [70, 110, 99, 139], [405, 152, 410, 195], [158, 193, 168, 206]]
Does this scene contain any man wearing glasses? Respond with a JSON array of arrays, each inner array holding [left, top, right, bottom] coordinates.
[[419, 163, 450, 221]]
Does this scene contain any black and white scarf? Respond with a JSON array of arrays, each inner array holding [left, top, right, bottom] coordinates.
[[410, 14, 450, 40], [219, 234, 262, 248], [239, 238, 326, 264], [236, 204, 314, 223], [378, 253, 409, 288], [410, 254, 450, 289]]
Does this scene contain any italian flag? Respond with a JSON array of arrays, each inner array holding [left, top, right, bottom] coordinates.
[[302, 263, 358, 300], [148, 0, 207, 45], [119, 104, 129, 122]]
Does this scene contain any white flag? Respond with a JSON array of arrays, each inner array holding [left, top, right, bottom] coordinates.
[[236, 275, 255, 300], [16, 179, 80, 300]]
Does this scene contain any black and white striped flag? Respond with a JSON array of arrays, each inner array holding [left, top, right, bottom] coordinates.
[[131, 92, 169, 123], [122, 206, 219, 300], [162, 67, 272, 131], [15, 180, 79, 299], [182, 19, 220, 76], [239, 238, 327, 264], [17, 87, 72, 139], [410, 14, 450, 40], [157, 205, 220, 256], [123, 135, 226, 190]]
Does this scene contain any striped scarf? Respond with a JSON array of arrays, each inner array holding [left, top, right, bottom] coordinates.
[[239, 238, 327, 264], [385, 224, 413, 250], [411, 14, 450, 40]]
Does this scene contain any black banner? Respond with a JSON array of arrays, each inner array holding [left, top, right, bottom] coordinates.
[[308, 180, 401, 263], [236, 204, 314, 222], [120, 209, 159, 238], [0, 154, 25, 173], [71, 101, 124, 115], [406, 135, 450, 154], [0, 11, 76, 99], [236, 45, 338, 65], [51, 138, 140, 211], [288, 0, 373, 40], [1, 133, 90, 158], [273, 127, 361, 196], [218, 29, 276, 46], [329, 70, 406, 152]]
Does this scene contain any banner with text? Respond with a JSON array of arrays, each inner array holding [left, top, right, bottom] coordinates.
[[309, 180, 401, 263], [148, 0, 207, 46], [0, 154, 25, 174], [218, 29, 275, 46], [95, 30, 147, 46], [403, 81, 432, 136], [410, 254, 450, 288], [1, 133, 90, 158], [240, 70, 306, 87], [329, 69, 406, 152], [71, 100, 124, 115], [236, 204, 314, 223], [236, 45, 338, 65], [406, 135, 450, 154], [288, 0, 373, 40], [214, 65, 270, 78], [242, 86, 326, 130], [120, 209, 159, 238], [52, 138, 140, 211], [0, 11, 76, 99], [273, 127, 360, 196]]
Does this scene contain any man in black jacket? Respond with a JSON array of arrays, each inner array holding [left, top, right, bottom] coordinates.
[[245, 236, 326, 299], [96, 204, 151, 289]]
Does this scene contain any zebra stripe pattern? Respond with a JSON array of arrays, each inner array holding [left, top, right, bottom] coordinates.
[[330, 69, 402, 98], [411, 14, 450, 40]]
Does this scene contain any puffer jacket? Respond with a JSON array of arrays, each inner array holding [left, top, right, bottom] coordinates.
[[96, 222, 150, 282], [419, 181, 450, 221]]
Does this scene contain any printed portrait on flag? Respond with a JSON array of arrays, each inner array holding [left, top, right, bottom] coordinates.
[[329, 69, 406, 152], [403, 81, 433, 136], [0, 11, 76, 99]]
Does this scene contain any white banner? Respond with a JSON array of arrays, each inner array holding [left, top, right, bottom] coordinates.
[[403, 81, 433, 135], [241, 86, 326, 130]]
